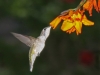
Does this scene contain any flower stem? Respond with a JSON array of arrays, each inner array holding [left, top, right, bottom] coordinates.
[[60, 0, 87, 16], [75, 0, 87, 10]]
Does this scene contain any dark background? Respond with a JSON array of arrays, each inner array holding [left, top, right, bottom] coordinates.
[[0, 0, 100, 75]]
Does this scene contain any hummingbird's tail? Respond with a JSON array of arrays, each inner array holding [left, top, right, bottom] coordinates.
[[29, 55, 36, 72], [29, 55, 37, 72], [29, 47, 37, 72], [30, 63, 33, 72]]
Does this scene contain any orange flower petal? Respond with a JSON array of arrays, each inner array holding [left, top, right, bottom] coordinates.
[[66, 26, 76, 34], [61, 19, 74, 31], [93, 0, 99, 12], [76, 29, 80, 35], [87, 0, 93, 16], [72, 27, 76, 32], [68, 10, 74, 17], [75, 21, 82, 33], [83, 0, 90, 11], [66, 29, 71, 34], [50, 17, 61, 29], [82, 15, 94, 25], [77, 13, 82, 19], [98, 0, 100, 11], [88, 3, 93, 16]]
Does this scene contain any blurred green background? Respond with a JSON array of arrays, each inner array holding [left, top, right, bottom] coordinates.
[[0, 0, 100, 75]]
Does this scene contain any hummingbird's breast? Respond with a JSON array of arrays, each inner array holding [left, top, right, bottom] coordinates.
[[34, 39, 45, 54]]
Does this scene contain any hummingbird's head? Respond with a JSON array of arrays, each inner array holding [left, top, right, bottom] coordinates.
[[40, 26, 51, 39]]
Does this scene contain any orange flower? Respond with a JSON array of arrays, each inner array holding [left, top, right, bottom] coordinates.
[[61, 12, 94, 35], [50, 10, 94, 35], [83, 0, 100, 16]]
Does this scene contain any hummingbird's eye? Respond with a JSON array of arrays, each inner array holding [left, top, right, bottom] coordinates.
[[43, 28, 46, 31]]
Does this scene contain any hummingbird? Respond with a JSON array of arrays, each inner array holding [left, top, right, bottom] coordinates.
[[11, 26, 51, 72]]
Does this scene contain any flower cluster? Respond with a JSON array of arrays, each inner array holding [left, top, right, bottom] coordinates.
[[50, 0, 100, 35]]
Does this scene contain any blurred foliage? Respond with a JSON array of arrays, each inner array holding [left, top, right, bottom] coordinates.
[[0, 0, 100, 75]]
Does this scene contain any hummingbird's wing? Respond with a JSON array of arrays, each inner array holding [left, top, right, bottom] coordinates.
[[11, 32, 36, 47]]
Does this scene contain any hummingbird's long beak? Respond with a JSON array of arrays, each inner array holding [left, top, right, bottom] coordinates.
[[46, 25, 51, 31]]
